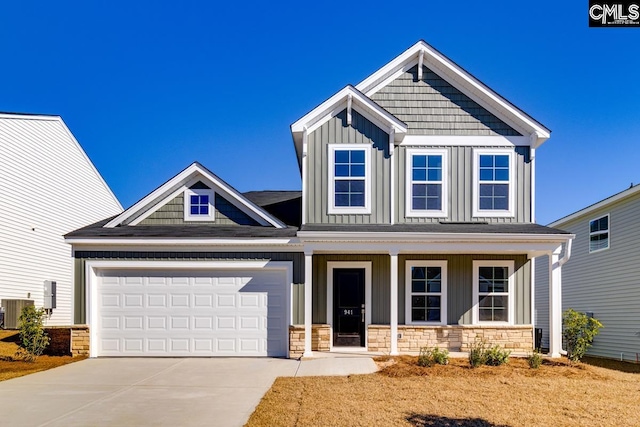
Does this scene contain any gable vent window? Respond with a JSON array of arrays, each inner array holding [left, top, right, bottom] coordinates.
[[328, 144, 371, 214], [184, 189, 215, 221], [589, 214, 609, 253]]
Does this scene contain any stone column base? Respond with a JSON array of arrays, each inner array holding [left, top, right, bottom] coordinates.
[[288, 324, 331, 359]]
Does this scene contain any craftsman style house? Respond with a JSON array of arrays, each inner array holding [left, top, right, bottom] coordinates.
[[66, 41, 573, 358]]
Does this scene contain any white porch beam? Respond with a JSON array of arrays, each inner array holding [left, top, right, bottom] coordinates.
[[548, 246, 563, 358], [303, 250, 313, 358], [390, 249, 399, 355]]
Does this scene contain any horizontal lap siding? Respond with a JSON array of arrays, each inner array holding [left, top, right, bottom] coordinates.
[[307, 109, 390, 224], [370, 65, 520, 136], [73, 252, 304, 324], [395, 145, 531, 223], [536, 193, 640, 361]]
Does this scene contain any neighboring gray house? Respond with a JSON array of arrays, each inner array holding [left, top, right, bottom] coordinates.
[[536, 184, 640, 362], [65, 40, 573, 358]]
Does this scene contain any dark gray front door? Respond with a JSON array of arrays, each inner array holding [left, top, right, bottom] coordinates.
[[333, 268, 365, 347]]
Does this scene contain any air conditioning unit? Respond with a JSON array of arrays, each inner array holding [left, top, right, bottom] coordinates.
[[1, 299, 34, 329]]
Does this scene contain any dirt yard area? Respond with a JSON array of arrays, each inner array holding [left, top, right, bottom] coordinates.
[[247, 355, 640, 427], [0, 330, 85, 381]]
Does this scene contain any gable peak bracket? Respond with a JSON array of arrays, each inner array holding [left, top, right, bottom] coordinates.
[[347, 94, 353, 126], [417, 50, 424, 81]]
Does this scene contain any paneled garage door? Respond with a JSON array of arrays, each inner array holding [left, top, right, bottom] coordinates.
[[95, 268, 288, 357]]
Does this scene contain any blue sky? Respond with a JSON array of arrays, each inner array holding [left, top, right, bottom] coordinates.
[[1, 1, 638, 225]]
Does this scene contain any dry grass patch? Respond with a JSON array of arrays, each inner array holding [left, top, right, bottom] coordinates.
[[0, 330, 85, 381], [247, 356, 640, 427]]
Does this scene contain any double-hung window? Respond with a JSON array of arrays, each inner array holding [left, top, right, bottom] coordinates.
[[328, 144, 370, 213], [589, 214, 609, 253], [184, 188, 215, 221], [474, 149, 514, 217], [405, 261, 447, 325], [406, 149, 447, 217], [473, 260, 514, 324]]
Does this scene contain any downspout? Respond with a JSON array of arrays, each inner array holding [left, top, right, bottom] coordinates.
[[389, 127, 395, 224], [554, 237, 573, 355]]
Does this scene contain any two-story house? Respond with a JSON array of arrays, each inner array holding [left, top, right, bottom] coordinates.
[[65, 41, 573, 359]]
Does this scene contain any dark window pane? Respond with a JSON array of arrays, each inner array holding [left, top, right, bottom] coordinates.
[[427, 296, 441, 308], [350, 194, 364, 207], [412, 267, 426, 280], [426, 197, 441, 210], [190, 195, 199, 205], [190, 206, 199, 215], [350, 180, 365, 193], [350, 150, 365, 164], [479, 197, 493, 210], [412, 280, 426, 293], [413, 197, 426, 210], [199, 206, 208, 215], [412, 296, 426, 308], [426, 184, 441, 197], [413, 169, 427, 181], [335, 150, 349, 164], [335, 194, 349, 206], [427, 169, 441, 181], [479, 184, 494, 196], [480, 169, 494, 181], [335, 181, 349, 192], [479, 308, 492, 321], [480, 155, 493, 167], [201, 195, 209, 204], [335, 165, 349, 177], [426, 267, 441, 281], [600, 216, 608, 229], [428, 155, 442, 168], [426, 279, 441, 293], [413, 155, 427, 168], [495, 155, 509, 167], [412, 309, 426, 322], [493, 184, 509, 197], [427, 309, 441, 322], [351, 165, 365, 177], [495, 168, 509, 181], [413, 184, 426, 197]]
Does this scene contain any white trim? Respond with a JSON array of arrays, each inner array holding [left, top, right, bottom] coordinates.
[[588, 213, 610, 253], [354, 41, 550, 142], [405, 148, 448, 218], [301, 128, 308, 225], [400, 135, 529, 147], [328, 144, 371, 215], [472, 260, 515, 325], [326, 262, 372, 351], [105, 163, 286, 229], [183, 188, 215, 222], [84, 259, 293, 358], [405, 260, 448, 326], [473, 149, 515, 218]]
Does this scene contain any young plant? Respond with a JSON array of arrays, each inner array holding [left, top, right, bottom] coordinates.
[[16, 306, 50, 362], [417, 346, 450, 367], [527, 350, 543, 369], [562, 308, 603, 362], [484, 345, 511, 366], [468, 340, 488, 368]]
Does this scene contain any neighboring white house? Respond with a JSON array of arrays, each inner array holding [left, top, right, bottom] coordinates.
[[0, 113, 122, 326], [536, 183, 640, 362]]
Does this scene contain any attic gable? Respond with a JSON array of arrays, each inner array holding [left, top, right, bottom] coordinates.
[[104, 163, 286, 229]]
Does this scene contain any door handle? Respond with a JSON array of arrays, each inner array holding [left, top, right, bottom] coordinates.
[[361, 304, 365, 322]]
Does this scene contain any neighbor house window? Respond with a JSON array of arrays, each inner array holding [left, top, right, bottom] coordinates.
[[405, 261, 447, 325], [184, 188, 215, 221], [328, 144, 370, 214], [473, 260, 514, 324], [589, 214, 609, 253], [474, 150, 514, 217], [406, 149, 447, 217]]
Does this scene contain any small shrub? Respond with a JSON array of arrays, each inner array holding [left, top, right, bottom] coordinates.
[[417, 347, 449, 367], [527, 350, 543, 369], [485, 345, 510, 366], [16, 306, 50, 362], [563, 308, 603, 362], [468, 340, 488, 368]]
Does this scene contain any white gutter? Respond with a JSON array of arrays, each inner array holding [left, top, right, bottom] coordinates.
[[297, 231, 574, 243], [557, 237, 573, 267]]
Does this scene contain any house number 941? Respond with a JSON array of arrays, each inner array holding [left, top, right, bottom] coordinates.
[[343, 309, 354, 315]]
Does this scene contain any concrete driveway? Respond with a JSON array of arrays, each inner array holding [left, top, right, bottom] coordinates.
[[0, 356, 378, 427]]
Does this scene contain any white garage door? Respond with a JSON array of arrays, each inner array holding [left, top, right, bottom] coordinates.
[[95, 268, 288, 357]]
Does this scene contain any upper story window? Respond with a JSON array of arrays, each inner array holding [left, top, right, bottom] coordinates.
[[406, 149, 448, 217], [405, 261, 447, 325], [472, 260, 514, 324], [184, 188, 215, 221], [473, 149, 514, 217], [589, 214, 609, 253], [328, 144, 371, 214]]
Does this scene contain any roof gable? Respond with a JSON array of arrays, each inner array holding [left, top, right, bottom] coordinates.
[[355, 40, 550, 146], [104, 163, 286, 229]]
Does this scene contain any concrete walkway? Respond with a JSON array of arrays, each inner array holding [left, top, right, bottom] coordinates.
[[0, 356, 378, 427]]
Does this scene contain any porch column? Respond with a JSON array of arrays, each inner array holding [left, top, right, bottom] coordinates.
[[303, 249, 313, 358], [390, 249, 399, 356], [549, 246, 563, 358]]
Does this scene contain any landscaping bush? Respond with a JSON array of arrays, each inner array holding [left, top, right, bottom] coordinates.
[[563, 308, 603, 363], [417, 347, 449, 367], [16, 306, 50, 362], [484, 345, 510, 366], [468, 340, 488, 368], [527, 350, 543, 369]]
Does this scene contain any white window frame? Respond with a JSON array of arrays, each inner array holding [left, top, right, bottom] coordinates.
[[472, 260, 514, 325], [472, 149, 515, 218], [405, 148, 448, 218], [405, 260, 447, 325], [589, 213, 610, 253], [183, 188, 215, 221], [328, 144, 371, 214]]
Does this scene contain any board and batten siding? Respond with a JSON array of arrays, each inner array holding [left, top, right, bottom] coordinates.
[[73, 251, 304, 324], [306, 109, 391, 224], [0, 115, 122, 326], [306, 254, 530, 326], [370, 65, 520, 136], [535, 192, 640, 361], [395, 145, 531, 223]]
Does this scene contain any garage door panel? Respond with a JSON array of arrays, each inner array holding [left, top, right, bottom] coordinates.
[[96, 268, 288, 357]]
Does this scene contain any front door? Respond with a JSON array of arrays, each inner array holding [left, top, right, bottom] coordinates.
[[333, 268, 365, 347]]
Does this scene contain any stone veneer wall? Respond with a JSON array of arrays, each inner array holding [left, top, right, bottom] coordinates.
[[42, 325, 90, 357], [71, 326, 90, 357], [288, 324, 331, 359], [368, 325, 533, 354]]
